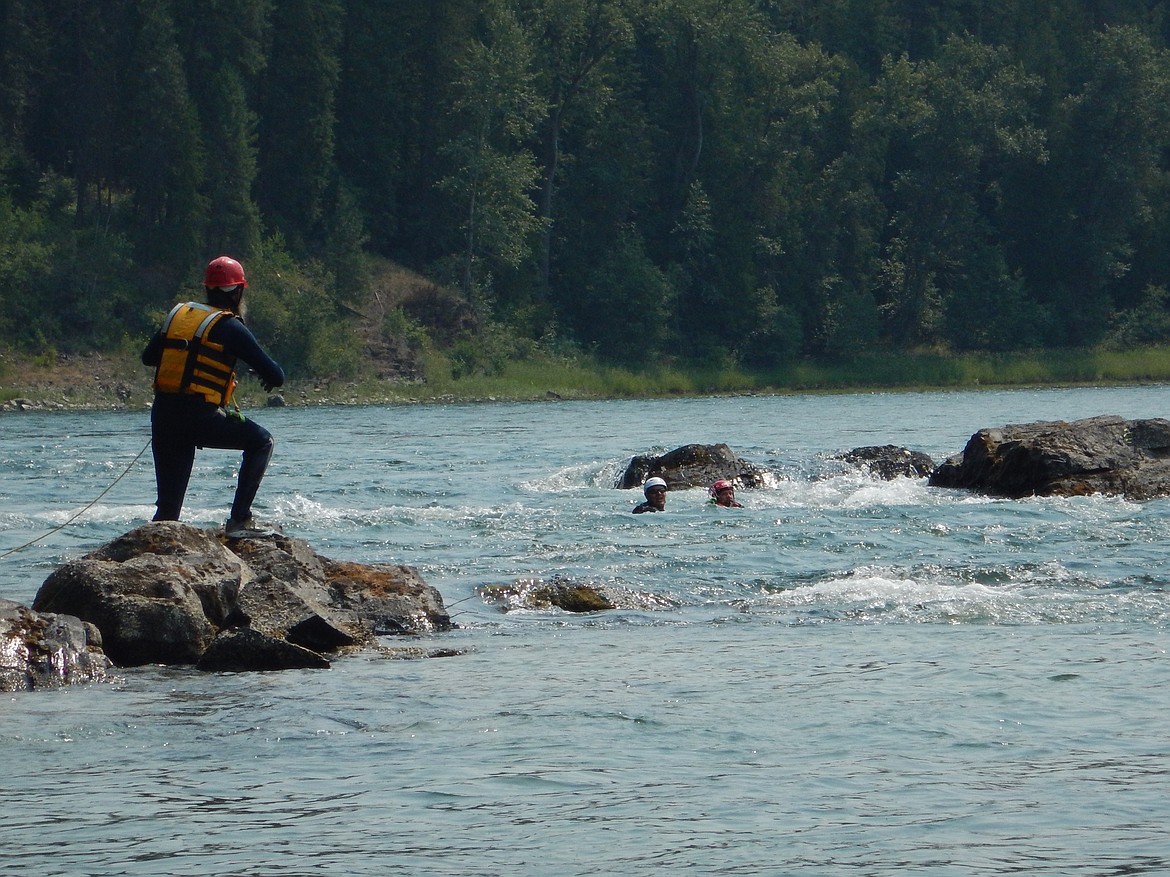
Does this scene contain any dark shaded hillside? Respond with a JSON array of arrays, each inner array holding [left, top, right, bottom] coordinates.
[[4, 1, 1170, 375]]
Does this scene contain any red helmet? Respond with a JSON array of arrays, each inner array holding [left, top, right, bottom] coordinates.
[[709, 479, 735, 498], [204, 256, 248, 289]]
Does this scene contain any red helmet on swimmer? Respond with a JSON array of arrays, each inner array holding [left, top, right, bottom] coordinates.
[[204, 256, 248, 289]]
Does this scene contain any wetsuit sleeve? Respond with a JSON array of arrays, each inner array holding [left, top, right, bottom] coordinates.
[[141, 330, 163, 367], [212, 318, 286, 389]]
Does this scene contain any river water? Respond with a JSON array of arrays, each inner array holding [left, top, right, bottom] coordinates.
[[2, 387, 1168, 876]]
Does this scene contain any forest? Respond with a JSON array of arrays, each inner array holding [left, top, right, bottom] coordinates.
[[5, 0, 1170, 383]]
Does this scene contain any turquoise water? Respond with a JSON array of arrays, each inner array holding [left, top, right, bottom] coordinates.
[[2, 388, 1169, 876]]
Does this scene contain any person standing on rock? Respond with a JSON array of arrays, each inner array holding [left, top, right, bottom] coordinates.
[[141, 256, 285, 538], [632, 477, 668, 513]]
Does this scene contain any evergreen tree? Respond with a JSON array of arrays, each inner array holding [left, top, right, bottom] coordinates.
[[35, 1, 130, 218], [518, 0, 634, 292], [547, 42, 661, 350], [1026, 26, 1170, 344], [855, 38, 1047, 347], [122, 0, 206, 267], [335, 0, 479, 261], [437, 0, 546, 303], [257, 0, 344, 251], [172, 0, 268, 260], [0, 0, 47, 153], [201, 66, 263, 258], [6, 0, 1170, 368]]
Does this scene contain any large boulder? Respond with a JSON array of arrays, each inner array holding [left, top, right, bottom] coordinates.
[[32, 521, 453, 671], [928, 415, 1170, 499], [616, 443, 769, 490], [1, 599, 111, 691], [32, 524, 235, 665]]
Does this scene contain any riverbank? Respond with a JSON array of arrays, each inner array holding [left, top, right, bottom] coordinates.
[[5, 345, 1170, 412]]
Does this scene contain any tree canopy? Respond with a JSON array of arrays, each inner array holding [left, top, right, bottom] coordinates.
[[4, 0, 1170, 371]]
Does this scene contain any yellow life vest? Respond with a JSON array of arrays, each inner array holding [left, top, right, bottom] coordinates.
[[152, 302, 239, 406]]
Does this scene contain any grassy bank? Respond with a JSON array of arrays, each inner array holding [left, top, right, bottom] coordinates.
[[269, 344, 1170, 407], [761, 347, 1170, 392], [401, 345, 1170, 401], [5, 345, 1170, 411]]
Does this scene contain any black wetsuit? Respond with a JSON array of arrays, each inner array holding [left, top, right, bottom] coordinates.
[[632, 500, 660, 514], [142, 314, 284, 522]]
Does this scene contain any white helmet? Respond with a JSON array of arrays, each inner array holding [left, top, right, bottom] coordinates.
[[643, 476, 668, 494]]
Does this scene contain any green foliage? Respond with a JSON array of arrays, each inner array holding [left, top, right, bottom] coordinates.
[[1104, 285, 1170, 349], [1024, 26, 1170, 345], [123, 0, 206, 267], [740, 290, 804, 367], [200, 66, 262, 257], [305, 321, 363, 380], [447, 319, 541, 378], [243, 236, 350, 378], [438, 0, 546, 300], [383, 307, 431, 351], [8, 1, 1170, 380], [569, 223, 676, 366], [0, 186, 53, 344], [943, 250, 1054, 351], [810, 277, 880, 357], [257, 0, 344, 247], [0, 167, 143, 352], [859, 37, 1047, 347], [323, 181, 370, 296], [521, 0, 635, 295]]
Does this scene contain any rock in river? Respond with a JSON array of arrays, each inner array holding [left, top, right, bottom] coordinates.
[[30, 521, 453, 673], [1, 598, 111, 691], [928, 414, 1170, 500], [616, 442, 769, 490]]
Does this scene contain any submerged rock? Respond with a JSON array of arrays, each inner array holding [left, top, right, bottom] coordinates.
[[478, 575, 676, 614], [616, 443, 769, 490], [837, 445, 935, 480], [929, 414, 1170, 499], [480, 577, 616, 613], [31, 521, 453, 673]]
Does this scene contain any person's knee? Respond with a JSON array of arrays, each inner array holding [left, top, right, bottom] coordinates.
[[246, 425, 274, 455]]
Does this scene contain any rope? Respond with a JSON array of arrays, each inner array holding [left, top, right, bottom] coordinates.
[[444, 591, 483, 621], [0, 437, 153, 560], [444, 593, 480, 609]]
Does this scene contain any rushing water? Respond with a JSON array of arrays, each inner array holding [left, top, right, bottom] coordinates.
[[2, 387, 1169, 876]]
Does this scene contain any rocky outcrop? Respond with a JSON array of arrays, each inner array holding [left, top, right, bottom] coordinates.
[[837, 445, 935, 480], [1, 598, 111, 691], [929, 415, 1170, 499], [31, 521, 452, 672], [616, 443, 769, 490]]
